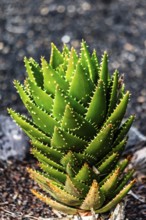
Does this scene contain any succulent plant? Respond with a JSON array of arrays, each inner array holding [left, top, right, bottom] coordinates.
[[8, 41, 135, 215]]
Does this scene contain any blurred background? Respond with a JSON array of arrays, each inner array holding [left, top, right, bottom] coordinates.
[[0, 0, 146, 133]]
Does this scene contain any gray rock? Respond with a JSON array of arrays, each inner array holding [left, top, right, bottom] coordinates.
[[0, 115, 29, 161], [126, 126, 146, 152], [126, 126, 146, 175], [131, 147, 146, 175]]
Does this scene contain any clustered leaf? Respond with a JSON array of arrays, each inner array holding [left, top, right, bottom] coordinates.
[[8, 40, 135, 215]]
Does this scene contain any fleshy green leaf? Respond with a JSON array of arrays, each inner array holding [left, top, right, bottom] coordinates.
[[8, 109, 50, 144], [84, 124, 113, 159], [107, 70, 119, 115], [61, 105, 96, 140], [113, 115, 135, 147], [31, 148, 65, 171], [86, 80, 106, 126], [40, 163, 66, 184], [26, 100, 58, 135], [28, 80, 53, 114], [99, 52, 109, 89], [100, 167, 120, 196], [51, 127, 88, 152], [81, 40, 96, 83], [91, 49, 99, 84], [66, 47, 78, 81], [24, 57, 43, 87], [97, 152, 119, 175], [96, 179, 135, 213], [31, 139, 63, 162], [42, 57, 69, 95], [61, 151, 81, 175], [69, 60, 94, 104], [14, 80, 32, 106], [50, 43, 64, 68], [105, 91, 130, 129], [110, 169, 134, 198], [75, 163, 96, 185], [52, 86, 66, 120]]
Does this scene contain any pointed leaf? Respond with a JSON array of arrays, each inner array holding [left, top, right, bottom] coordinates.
[[107, 70, 119, 115], [62, 44, 70, 57], [61, 105, 96, 140], [42, 58, 69, 95], [66, 47, 78, 81], [91, 49, 99, 84], [40, 163, 66, 184], [75, 163, 96, 185], [51, 127, 88, 152], [14, 80, 32, 106], [97, 152, 119, 175], [99, 158, 129, 187], [28, 169, 63, 197], [64, 163, 76, 177], [86, 80, 106, 126], [26, 100, 58, 135], [8, 109, 50, 144], [50, 43, 64, 68], [96, 179, 135, 213], [99, 52, 108, 89], [24, 57, 43, 87], [69, 61, 94, 104], [46, 181, 81, 206], [31, 139, 63, 162], [31, 190, 78, 215], [65, 175, 83, 198], [80, 180, 104, 210], [105, 91, 130, 129], [100, 167, 120, 196], [28, 80, 53, 114], [53, 86, 86, 121], [113, 115, 135, 147], [110, 169, 134, 198], [61, 151, 80, 169], [84, 124, 113, 159], [31, 148, 65, 171], [81, 41, 96, 83]]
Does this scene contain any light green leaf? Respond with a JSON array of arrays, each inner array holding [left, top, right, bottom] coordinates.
[[26, 100, 58, 135], [84, 124, 113, 159], [69, 60, 94, 104], [28, 80, 53, 114], [24, 57, 43, 87], [42, 57, 69, 95], [86, 80, 106, 126], [51, 127, 88, 152], [8, 109, 50, 144], [105, 91, 130, 129], [61, 105, 96, 140], [50, 43, 64, 68], [99, 52, 109, 89]]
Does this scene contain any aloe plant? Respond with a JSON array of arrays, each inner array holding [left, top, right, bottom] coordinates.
[[8, 41, 135, 215]]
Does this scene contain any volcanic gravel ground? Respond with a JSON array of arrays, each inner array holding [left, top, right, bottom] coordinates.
[[0, 0, 146, 219]]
